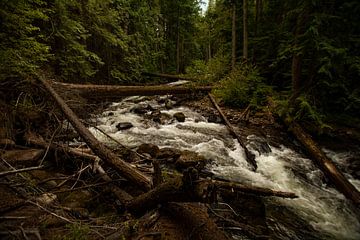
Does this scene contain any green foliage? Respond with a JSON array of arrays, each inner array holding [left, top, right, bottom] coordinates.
[[186, 52, 230, 84], [63, 223, 90, 240], [0, 0, 51, 80], [215, 64, 272, 108]]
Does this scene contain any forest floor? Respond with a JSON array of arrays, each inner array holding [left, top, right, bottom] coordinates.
[[1, 88, 359, 240]]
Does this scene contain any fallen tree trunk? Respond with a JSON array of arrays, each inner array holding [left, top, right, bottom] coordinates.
[[127, 171, 297, 216], [208, 94, 257, 170], [142, 72, 195, 81], [52, 81, 212, 100], [287, 121, 360, 205], [38, 76, 152, 191]]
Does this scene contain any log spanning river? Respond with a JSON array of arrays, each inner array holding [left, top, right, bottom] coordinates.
[[87, 95, 360, 240]]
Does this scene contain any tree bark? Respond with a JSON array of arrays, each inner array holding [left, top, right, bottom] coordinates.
[[208, 94, 257, 170], [142, 72, 194, 80], [243, 0, 248, 60], [287, 121, 360, 205], [38, 76, 152, 191], [52, 81, 212, 100], [231, 1, 237, 70]]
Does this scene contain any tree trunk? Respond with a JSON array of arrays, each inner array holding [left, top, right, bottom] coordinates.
[[38, 76, 152, 191], [287, 121, 360, 205], [243, 0, 248, 60], [208, 94, 257, 170], [231, 1, 237, 70], [142, 72, 194, 80], [52, 81, 212, 100]]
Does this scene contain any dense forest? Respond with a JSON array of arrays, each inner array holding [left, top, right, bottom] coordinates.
[[1, 0, 360, 239]]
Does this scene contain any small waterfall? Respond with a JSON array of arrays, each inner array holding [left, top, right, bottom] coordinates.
[[89, 96, 360, 240]]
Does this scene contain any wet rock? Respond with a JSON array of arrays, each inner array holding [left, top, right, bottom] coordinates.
[[132, 104, 153, 114], [165, 99, 174, 109], [173, 112, 185, 122], [207, 114, 222, 123], [137, 143, 160, 158], [157, 147, 182, 162], [247, 135, 271, 155], [116, 122, 134, 131], [108, 112, 114, 116], [151, 110, 173, 125], [175, 150, 208, 170]]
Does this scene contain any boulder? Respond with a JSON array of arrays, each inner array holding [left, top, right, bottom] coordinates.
[[131, 104, 153, 114], [175, 150, 208, 170], [116, 122, 133, 131], [207, 114, 222, 124], [156, 147, 182, 162], [151, 110, 173, 125], [173, 112, 186, 122], [137, 143, 160, 158]]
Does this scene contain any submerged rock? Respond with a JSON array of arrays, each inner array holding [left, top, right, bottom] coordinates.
[[116, 122, 133, 130], [173, 112, 185, 122], [207, 114, 222, 123]]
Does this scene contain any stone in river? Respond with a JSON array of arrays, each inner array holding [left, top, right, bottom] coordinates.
[[116, 122, 133, 130]]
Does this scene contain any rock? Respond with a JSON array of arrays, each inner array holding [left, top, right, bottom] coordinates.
[[173, 112, 186, 122], [165, 99, 174, 109], [157, 147, 182, 162], [36, 193, 57, 205], [151, 110, 173, 125], [108, 112, 114, 116], [137, 143, 160, 158], [175, 150, 208, 170], [116, 122, 133, 130], [207, 114, 222, 123], [132, 104, 154, 114]]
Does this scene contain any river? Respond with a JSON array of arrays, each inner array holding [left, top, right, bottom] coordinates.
[[87, 95, 360, 240]]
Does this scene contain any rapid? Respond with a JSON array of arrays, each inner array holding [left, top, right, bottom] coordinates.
[[87, 95, 360, 240]]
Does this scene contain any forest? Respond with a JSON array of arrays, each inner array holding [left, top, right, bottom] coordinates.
[[1, 0, 360, 239]]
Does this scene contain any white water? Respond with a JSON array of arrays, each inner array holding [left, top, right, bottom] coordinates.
[[89, 96, 360, 240]]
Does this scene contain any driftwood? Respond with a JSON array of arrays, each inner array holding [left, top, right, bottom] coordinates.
[[287, 121, 360, 205], [142, 72, 195, 81], [38, 76, 152, 191], [127, 169, 297, 216], [52, 81, 212, 100], [208, 94, 257, 170]]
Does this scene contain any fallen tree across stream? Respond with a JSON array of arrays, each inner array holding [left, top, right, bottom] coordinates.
[[52, 81, 212, 100], [287, 121, 360, 205], [142, 72, 195, 81], [208, 93, 257, 170], [38, 75, 152, 191]]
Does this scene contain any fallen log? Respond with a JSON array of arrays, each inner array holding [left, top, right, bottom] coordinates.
[[287, 121, 360, 205], [127, 169, 297, 216], [38, 76, 152, 191], [142, 72, 195, 81], [208, 94, 257, 170], [52, 81, 212, 100]]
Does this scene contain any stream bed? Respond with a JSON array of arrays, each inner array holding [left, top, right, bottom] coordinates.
[[87, 95, 360, 240]]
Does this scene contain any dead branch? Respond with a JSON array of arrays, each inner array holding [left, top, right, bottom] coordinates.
[[0, 165, 46, 178]]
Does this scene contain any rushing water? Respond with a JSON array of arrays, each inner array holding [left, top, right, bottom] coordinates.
[[88, 95, 360, 240]]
